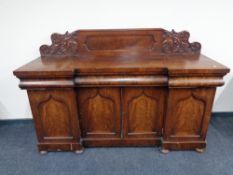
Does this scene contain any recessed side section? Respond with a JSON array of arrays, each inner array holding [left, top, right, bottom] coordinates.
[[162, 88, 216, 150], [27, 89, 82, 152]]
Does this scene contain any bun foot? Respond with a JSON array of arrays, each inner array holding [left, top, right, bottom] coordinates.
[[160, 148, 170, 154], [40, 150, 48, 155], [195, 148, 205, 153], [74, 147, 84, 154]]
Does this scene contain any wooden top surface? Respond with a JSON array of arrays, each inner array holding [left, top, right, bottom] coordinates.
[[14, 54, 229, 78], [13, 28, 229, 78]]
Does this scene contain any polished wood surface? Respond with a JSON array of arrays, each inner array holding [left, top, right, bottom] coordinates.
[[122, 88, 164, 139], [27, 89, 82, 151], [14, 55, 228, 78], [163, 88, 216, 150], [78, 88, 121, 139], [13, 28, 229, 153]]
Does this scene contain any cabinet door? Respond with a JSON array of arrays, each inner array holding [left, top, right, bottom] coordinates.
[[77, 88, 121, 139], [28, 89, 80, 144], [164, 88, 216, 141], [122, 88, 165, 139]]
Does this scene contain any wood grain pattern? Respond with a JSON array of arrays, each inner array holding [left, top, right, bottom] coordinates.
[[77, 88, 121, 138], [128, 94, 157, 133], [123, 88, 165, 138], [84, 35, 156, 51], [162, 88, 216, 150], [13, 28, 230, 152], [39, 28, 201, 57], [73, 29, 163, 55], [39, 95, 72, 138], [13, 55, 229, 79], [171, 94, 204, 137], [27, 90, 82, 151], [168, 77, 224, 87], [74, 75, 167, 87]]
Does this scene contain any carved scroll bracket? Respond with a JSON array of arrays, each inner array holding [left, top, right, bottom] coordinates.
[[39, 28, 202, 58], [162, 29, 201, 54], [40, 31, 79, 57]]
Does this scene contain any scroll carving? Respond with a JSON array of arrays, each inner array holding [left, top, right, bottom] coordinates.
[[162, 30, 201, 54], [39, 28, 202, 57], [40, 31, 79, 57]]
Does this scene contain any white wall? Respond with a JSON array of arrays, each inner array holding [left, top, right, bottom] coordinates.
[[0, 0, 233, 119]]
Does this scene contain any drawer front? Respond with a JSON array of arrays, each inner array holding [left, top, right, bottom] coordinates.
[[122, 87, 165, 139], [77, 88, 121, 139]]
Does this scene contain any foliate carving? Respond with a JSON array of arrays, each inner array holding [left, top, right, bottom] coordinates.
[[39, 28, 202, 57], [162, 30, 201, 54], [40, 31, 79, 57]]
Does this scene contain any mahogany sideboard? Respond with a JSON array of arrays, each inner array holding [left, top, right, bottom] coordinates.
[[13, 28, 230, 154]]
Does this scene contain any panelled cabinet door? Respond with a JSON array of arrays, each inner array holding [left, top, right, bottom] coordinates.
[[27, 90, 80, 143], [77, 88, 121, 139], [122, 88, 165, 139], [164, 88, 216, 141]]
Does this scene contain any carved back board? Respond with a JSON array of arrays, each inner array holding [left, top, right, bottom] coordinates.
[[40, 29, 201, 58]]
